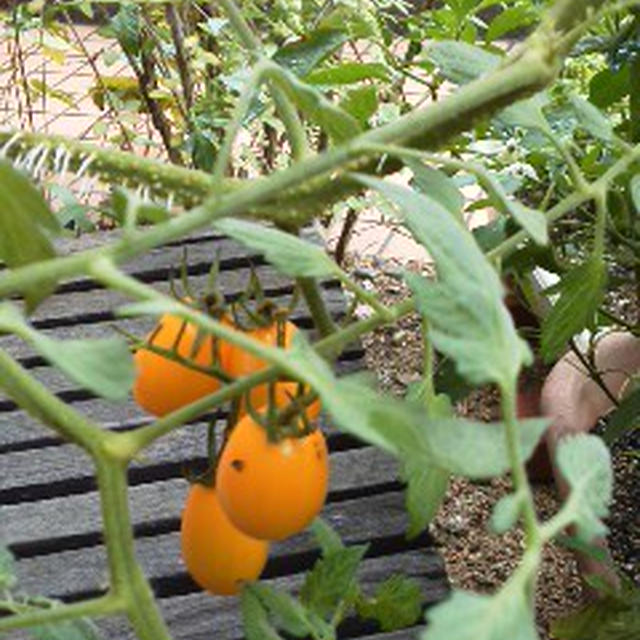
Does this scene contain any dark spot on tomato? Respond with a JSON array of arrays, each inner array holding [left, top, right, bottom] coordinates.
[[231, 459, 245, 471]]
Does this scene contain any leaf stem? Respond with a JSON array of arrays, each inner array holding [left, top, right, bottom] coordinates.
[[500, 384, 540, 547], [0, 595, 124, 633], [297, 277, 338, 337]]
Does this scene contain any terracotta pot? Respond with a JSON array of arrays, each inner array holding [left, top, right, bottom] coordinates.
[[540, 331, 640, 590]]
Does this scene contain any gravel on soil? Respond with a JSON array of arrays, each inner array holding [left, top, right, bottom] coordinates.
[[345, 254, 637, 640]]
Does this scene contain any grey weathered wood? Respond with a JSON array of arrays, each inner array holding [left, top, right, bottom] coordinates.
[[0, 286, 348, 366], [0, 355, 363, 450], [12, 490, 431, 599], [7, 552, 444, 640], [1, 446, 398, 546]]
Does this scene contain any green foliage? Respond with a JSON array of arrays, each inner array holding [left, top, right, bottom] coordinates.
[[240, 520, 422, 639], [423, 583, 538, 640], [356, 575, 423, 632], [0, 545, 17, 591], [0, 303, 135, 402], [551, 574, 640, 640], [603, 384, 640, 444], [540, 255, 608, 362], [213, 218, 336, 277], [355, 175, 531, 388], [0, 160, 60, 310], [555, 434, 613, 542]]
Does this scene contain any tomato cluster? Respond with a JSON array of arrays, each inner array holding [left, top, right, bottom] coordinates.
[[133, 308, 329, 596]]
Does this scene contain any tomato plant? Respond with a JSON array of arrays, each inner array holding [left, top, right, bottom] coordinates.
[[180, 482, 269, 596], [216, 413, 329, 540], [133, 312, 226, 417], [0, 1, 638, 640]]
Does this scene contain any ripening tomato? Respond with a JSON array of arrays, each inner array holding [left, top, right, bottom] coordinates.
[[133, 313, 224, 417], [223, 321, 320, 421], [180, 482, 269, 596], [216, 414, 329, 540]]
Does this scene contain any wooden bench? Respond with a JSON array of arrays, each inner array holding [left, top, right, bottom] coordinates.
[[0, 230, 448, 639]]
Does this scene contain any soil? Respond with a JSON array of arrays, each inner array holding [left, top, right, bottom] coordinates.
[[346, 254, 639, 640]]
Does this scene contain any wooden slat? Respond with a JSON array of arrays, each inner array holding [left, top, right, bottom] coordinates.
[[5, 551, 444, 640], [12, 490, 430, 599], [1, 444, 399, 546], [0, 354, 363, 451]]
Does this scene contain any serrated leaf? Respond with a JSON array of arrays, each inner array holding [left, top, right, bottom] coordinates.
[[241, 589, 285, 640], [555, 435, 613, 542], [300, 545, 368, 620], [0, 159, 60, 310], [570, 95, 614, 142], [273, 30, 349, 77], [0, 544, 16, 590], [486, 6, 536, 43], [495, 92, 549, 130], [407, 160, 463, 220], [311, 518, 345, 556], [30, 618, 102, 640], [631, 175, 640, 215], [423, 417, 548, 479], [214, 218, 336, 278], [423, 585, 539, 640], [603, 386, 640, 445], [403, 461, 449, 538], [426, 40, 500, 84], [268, 66, 362, 142], [32, 334, 135, 402], [246, 584, 311, 638], [306, 62, 389, 85], [540, 255, 607, 362], [357, 575, 423, 631], [340, 86, 378, 125], [491, 491, 524, 533], [480, 170, 547, 244], [355, 174, 531, 388]]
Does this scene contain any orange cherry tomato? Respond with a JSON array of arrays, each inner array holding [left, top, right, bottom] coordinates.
[[223, 321, 321, 421], [180, 482, 269, 596], [133, 313, 224, 417], [216, 414, 329, 541]]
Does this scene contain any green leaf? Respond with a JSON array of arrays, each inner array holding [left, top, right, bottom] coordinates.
[[491, 491, 525, 533], [30, 618, 102, 640], [551, 578, 640, 640], [486, 6, 536, 43], [214, 218, 335, 278], [311, 518, 345, 556], [555, 434, 613, 542], [423, 585, 539, 640], [603, 386, 640, 445], [426, 40, 500, 84], [495, 92, 549, 130], [403, 461, 449, 538], [241, 589, 285, 640], [300, 545, 368, 620], [31, 334, 135, 402], [631, 175, 640, 215], [422, 417, 548, 479], [273, 30, 349, 77], [355, 174, 531, 388], [0, 545, 16, 590], [0, 159, 60, 310], [246, 584, 311, 638], [540, 255, 607, 362], [589, 66, 630, 109], [569, 94, 614, 142], [357, 575, 423, 631], [268, 66, 362, 142], [407, 160, 464, 220], [306, 62, 389, 85], [340, 86, 378, 125], [110, 3, 142, 57]]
